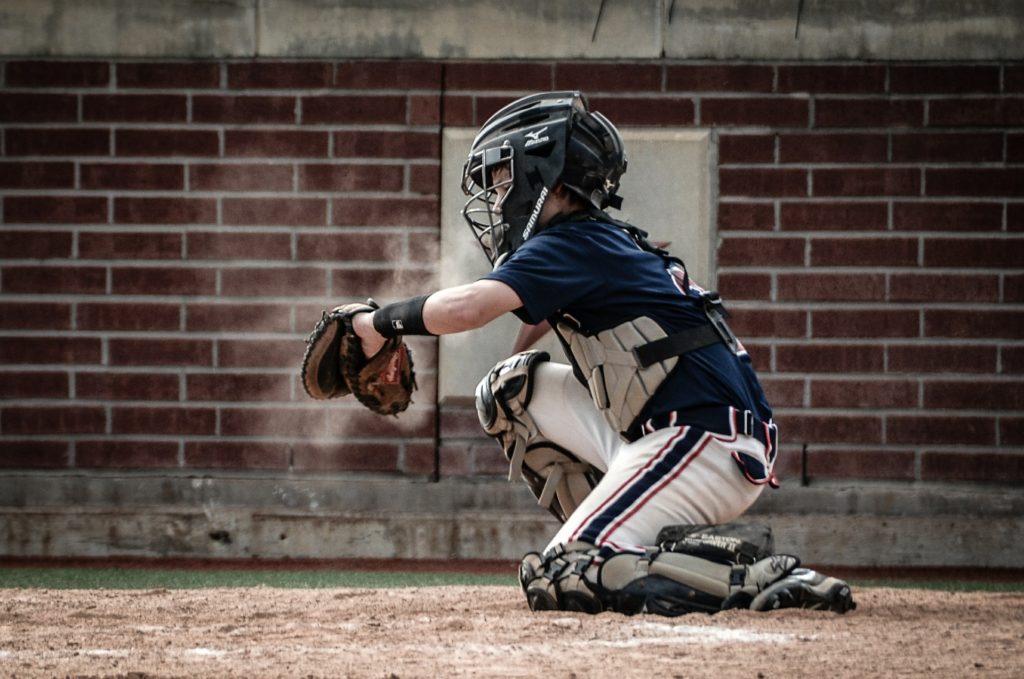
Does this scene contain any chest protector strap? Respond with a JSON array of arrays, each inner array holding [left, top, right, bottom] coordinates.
[[555, 316, 681, 437]]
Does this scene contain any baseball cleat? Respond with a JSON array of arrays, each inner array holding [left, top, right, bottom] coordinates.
[[749, 568, 856, 613]]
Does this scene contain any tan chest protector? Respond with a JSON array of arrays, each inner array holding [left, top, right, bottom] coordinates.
[[554, 316, 678, 437]]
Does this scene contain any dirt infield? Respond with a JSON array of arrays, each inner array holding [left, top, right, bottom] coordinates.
[[2, 585, 1022, 678]]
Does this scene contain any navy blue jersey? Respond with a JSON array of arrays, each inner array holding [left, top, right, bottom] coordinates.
[[483, 216, 773, 434]]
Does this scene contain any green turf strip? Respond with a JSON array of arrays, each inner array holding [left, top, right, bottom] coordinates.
[[0, 568, 1021, 591]]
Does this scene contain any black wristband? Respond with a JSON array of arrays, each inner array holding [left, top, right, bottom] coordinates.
[[372, 294, 434, 337]]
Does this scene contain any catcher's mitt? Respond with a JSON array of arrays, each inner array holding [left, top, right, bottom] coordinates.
[[300, 301, 416, 416]]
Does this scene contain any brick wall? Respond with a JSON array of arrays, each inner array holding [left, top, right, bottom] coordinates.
[[1, 60, 1021, 486]]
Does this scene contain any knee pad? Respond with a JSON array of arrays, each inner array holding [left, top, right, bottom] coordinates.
[[477, 352, 601, 522]]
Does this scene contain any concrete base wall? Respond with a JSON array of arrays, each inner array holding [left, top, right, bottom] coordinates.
[[2, 474, 1021, 568]]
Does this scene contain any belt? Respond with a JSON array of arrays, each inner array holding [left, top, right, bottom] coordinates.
[[639, 406, 778, 455]]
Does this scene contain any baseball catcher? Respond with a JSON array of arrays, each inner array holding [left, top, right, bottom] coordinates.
[[319, 91, 855, 615]]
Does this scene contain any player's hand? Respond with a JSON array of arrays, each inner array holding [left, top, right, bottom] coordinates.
[[352, 311, 387, 358]]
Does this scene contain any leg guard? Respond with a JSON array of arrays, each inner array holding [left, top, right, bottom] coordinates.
[[476, 351, 602, 522], [519, 544, 604, 614]]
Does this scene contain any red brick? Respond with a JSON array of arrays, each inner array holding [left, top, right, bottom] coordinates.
[[220, 267, 326, 297], [0, 93, 77, 122], [921, 451, 1023, 484], [222, 198, 326, 226], [220, 407, 327, 437], [117, 62, 220, 88], [0, 336, 100, 364], [0, 302, 71, 330], [1010, 66, 1024, 92], [335, 60, 442, 89], [1012, 203, 1024, 232], [928, 97, 1024, 127], [758, 377, 804, 407], [332, 197, 438, 227], [811, 378, 918, 408], [1, 406, 105, 434], [186, 303, 292, 333], [404, 443, 437, 476], [717, 135, 775, 164], [292, 442, 400, 473], [0, 161, 73, 189], [815, 99, 923, 128], [410, 164, 440, 195], [298, 164, 403, 192], [303, 95, 406, 124], [81, 163, 184, 191], [812, 168, 920, 197], [442, 95, 474, 125], [444, 62, 552, 91], [718, 236, 805, 267], [1, 266, 106, 295], [666, 64, 772, 92], [228, 62, 332, 89], [924, 381, 1024, 410], [891, 132, 1003, 163], [225, 130, 328, 158], [1010, 134, 1024, 163], [186, 231, 292, 261], [892, 202, 1003, 232], [79, 232, 182, 260], [0, 231, 73, 258], [925, 309, 1024, 339], [78, 302, 180, 332], [189, 163, 293, 191], [112, 406, 216, 435], [717, 203, 774, 231], [0, 441, 69, 469], [812, 309, 919, 338], [296, 232, 403, 262], [331, 267, 436, 299], [780, 202, 887, 231], [83, 94, 186, 122], [890, 65, 1000, 94], [184, 441, 289, 470], [0, 371, 68, 398], [554, 63, 662, 92], [114, 197, 216, 224], [779, 133, 887, 163], [5, 128, 110, 156], [888, 416, 995, 445], [192, 95, 297, 124], [109, 338, 212, 367], [926, 168, 1024, 197], [4, 196, 107, 223], [888, 344, 996, 374], [716, 273, 772, 300], [333, 131, 438, 159], [777, 413, 883, 444], [805, 449, 916, 481], [77, 372, 179, 401], [777, 65, 885, 93], [924, 237, 1024, 268], [111, 267, 217, 296], [776, 344, 884, 373], [116, 129, 219, 157], [409, 94, 441, 125], [75, 441, 180, 469], [1007, 273, 1024, 303], [324, 406, 435, 439], [408, 231, 440, 264], [218, 339, 296, 368], [810, 237, 917, 267], [586, 96, 694, 126], [890, 273, 999, 302], [186, 373, 291, 402], [726, 308, 807, 338], [1001, 418, 1024, 445], [7, 60, 109, 87], [778, 273, 886, 301], [702, 97, 809, 127], [719, 168, 806, 198]]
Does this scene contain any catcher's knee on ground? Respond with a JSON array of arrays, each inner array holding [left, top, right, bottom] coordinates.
[[476, 351, 602, 522], [518, 542, 802, 617]]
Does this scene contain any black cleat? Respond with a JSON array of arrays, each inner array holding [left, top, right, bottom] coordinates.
[[749, 568, 856, 613]]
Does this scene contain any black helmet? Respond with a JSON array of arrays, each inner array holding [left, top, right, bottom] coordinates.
[[461, 91, 627, 268]]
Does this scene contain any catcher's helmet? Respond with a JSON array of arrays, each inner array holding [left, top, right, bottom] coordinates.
[[461, 91, 627, 268]]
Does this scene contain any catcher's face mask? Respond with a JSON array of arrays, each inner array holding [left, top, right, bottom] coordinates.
[[461, 142, 516, 267]]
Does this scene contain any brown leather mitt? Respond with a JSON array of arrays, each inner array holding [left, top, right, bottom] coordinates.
[[300, 301, 416, 415]]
